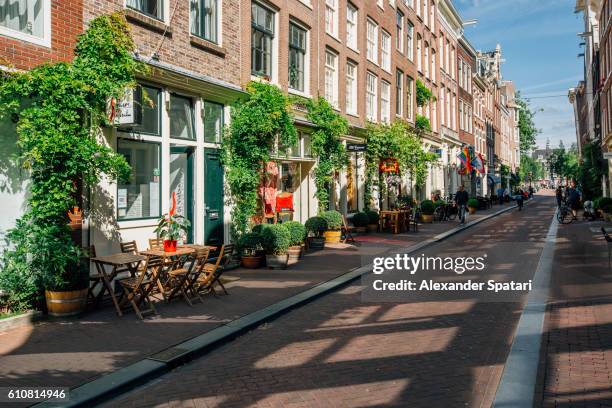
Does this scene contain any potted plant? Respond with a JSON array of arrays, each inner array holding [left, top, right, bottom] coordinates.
[[283, 221, 306, 264], [467, 198, 479, 215], [352, 212, 369, 233], [237, 232, 264, 269], [261, 224, 291, 269], [321, 210, 343, 245], [420, 200, 435, 223], [154, 192, 191, 252], [305, 216, 327, 250], [366, 210, 380, 233]]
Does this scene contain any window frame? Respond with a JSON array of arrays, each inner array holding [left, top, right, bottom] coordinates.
[[203, 100, 225, 143], [346, 2, 358, 51], [324, 49, 339, 108], [251, 2, 275, 78], [381, 80, 391, 124], [190, 0, 220, 44], [366, 18, 378, 64], [346, 61, 358, 116], [381, 30, 391, 72], [288, 21, 308, 93], [127, 0, 165, 21], [325, 0, 338, 38], [366, 72, 378, 122], [0, 0, 51, 47], [169, 93, 196, 141]]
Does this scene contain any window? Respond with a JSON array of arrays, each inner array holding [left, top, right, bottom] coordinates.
[[117, 140, 161, 220], [451, 93, 456, 130], [458, 60, 463, 87], [459, 101, 463, 130], [346, 62, 358, 115], [396, 69, 404, 116], [289, 23, 307, 92], [204, 101, 224, 143], [381, 30, 391, 71], [377, 0, 384, 7], [417, 35, 422, 72], [169, 94, 195, 140], [381, 80, 391, 123], [439, 87, 445, 126], [396, 10, 404, 51], [367, 19, 378, 63], [416, 0, 421, 17], [0, 0, 50, 46], [129, 85, 161, 136], [406, 76, 414, 121], [127, 0, 163, 20], [190, 0, 218, 43], [325, 0, 338, 37], [346, 3, 358, 50], [303, 133, 312, 157], [423, 0, 428, 26], [251, 3, 274, 78], [407, 21, 414, 61], [366, 72, 378, 122], [430, 0, 435, 31], [431, 49, 436, 82], [445, 40, 450, 72], [432, 97, 437, 131], [451, 46, 456, 79], [324, 50, 338, 107], [439, 36, 444, 71], [424, 43, 429, 78]]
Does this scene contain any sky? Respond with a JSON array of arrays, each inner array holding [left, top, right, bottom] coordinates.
[[454, 0, 584, 150]]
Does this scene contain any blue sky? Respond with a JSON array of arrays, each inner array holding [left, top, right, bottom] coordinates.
[[454, 0, 583, 150]]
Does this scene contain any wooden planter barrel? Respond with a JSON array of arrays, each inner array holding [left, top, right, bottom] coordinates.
[[323, 230, 341, 244], [45, 289, 88, 317]]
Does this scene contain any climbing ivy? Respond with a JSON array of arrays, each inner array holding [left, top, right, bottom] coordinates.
[[416, 79, 436, 107], [0, 13, 143, 310], [221, 81, 297, 239], [305, 97, 348, 212]]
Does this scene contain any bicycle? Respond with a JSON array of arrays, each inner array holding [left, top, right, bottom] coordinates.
[[557, 202, 574, 224]]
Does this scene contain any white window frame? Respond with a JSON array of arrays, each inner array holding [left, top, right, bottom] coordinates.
[[324, 49, 339, 108], [396, 10, 404, 52], [346, 61, 358, 116], [325, 0, 338, 38], [366, 72, 378, 122], [288, 20, 310, 97], [396, 69, 404, 117], [407, 21, 414, 61], [346, 3, 358, 51], [366, 19, 379, 64], [190, 0, 223, 45], [381, 80, 391, 124], [424, 43, 429, 78], [381, 30, 391, 72], [439, 87, 445, 126], [406, 76, 414, 121], [0, 0, 51, 47], [417, 35, 422, 72], [431, 49, 436, 83], [423, 0, 428, 26]]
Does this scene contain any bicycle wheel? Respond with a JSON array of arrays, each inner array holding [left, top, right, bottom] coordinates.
[[433, 206, 443, 222], [557, 208, 573, 224], [447, 206, 457, 221]]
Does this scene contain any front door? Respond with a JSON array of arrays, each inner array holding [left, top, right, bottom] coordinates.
[[170, 146, 194, 243], [204, 148, 224, 246]]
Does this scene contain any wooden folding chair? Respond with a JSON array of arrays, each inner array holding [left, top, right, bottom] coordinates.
[[196, 245, 229, 296], [167, 247, 210, 305], [409, 208, 419, 232], [119, 240, 145, 277], [118, 257, 156, 320], [341, 215, 356, 243], [148, 238, 164, 250], [86, 245, 99, 304]]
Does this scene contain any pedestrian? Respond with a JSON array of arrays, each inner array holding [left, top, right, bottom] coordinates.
[[497, 187, 504, 205], [455, 184, 469, 225], [555, 186, 563, 208], [516, 188, 524, 211], [567, 180, 582, 220], [528, 186, 534, 199]]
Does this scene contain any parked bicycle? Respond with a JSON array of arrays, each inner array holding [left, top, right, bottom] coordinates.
[[433, 200, 458, 222], [557, 200, 574, 224]]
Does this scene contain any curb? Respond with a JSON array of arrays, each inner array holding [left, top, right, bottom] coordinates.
[[0, 311, 43, 334], [492, 206, 558, 407], [35, 201, 525, 408]]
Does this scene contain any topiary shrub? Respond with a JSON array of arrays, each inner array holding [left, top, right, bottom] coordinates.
[[236, 232, 264, 256], [261, 224, 291, 255], [366, 210, 379, 225], [420, 200, 435, 215], [305, 216, 327, 237], [352, 212, 370, 227], [320, 210, 343, 231], [283, 221, 306, 247], [467, 198, 479, 208], [597, 197, 612, 211], [252, 223, 269, 235], [434, 200, 447, 208]]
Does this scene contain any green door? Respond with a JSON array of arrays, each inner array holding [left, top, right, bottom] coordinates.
[[204, 148, 224, 246], [170, 146, 194, 243]]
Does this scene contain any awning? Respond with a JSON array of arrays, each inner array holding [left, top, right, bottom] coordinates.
[[487, 175, 501, 184]]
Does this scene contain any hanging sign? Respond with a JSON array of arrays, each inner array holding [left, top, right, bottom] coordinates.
[[108, 86, 143, 126], [379, 158, 400, 173], [347, 143, 367, 152]]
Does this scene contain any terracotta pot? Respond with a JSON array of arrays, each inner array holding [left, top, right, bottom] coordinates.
[[309, 236, 325, 250], [241, 255, 263, 269], [288, 246, 301, 265], [367, 224, 378, 233], [421, 214, 434, 223], [468, 207, 477, 215], [45, 289, 88, 317], [163, 239, 177, 252], [324, 230, 341, 244], [266, 254, 289, 269]]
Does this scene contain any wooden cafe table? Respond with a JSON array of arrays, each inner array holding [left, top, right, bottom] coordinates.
[[379, 210, 410, 234], [90, 252, 147, 317], [139, 246, 196, 301]]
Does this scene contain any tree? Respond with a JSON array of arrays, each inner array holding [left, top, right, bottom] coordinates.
[[515, 92, 540, 155], [519, 155, 545, 182]]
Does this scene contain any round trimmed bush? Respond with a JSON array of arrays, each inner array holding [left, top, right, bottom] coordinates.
[[261, 224, 291, 255], [352, 212, 370, 227], [320, 210, 343, 231], [434, 200, 447, 208], [597, 197, 612, 211], [251, 224, 269, 235], [283, 221, 306, 246], [236, 232, 263, 256], [366, 210, 379, 224], [467, 198, 479, 208], [305, 216, 328, 237], [420, 200, 435, 215]]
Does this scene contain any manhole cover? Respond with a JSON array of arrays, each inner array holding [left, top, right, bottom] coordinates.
[[147, 347, 189, 363]]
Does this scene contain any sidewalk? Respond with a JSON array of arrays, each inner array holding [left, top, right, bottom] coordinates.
[[535, 215, 612, 407], [0, 203, 514, 394]]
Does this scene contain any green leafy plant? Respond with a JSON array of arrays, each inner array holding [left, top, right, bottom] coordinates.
[[415, 115, 431, 132], [467, 198, 479, 208], [305, 216, 328, 237], [366, 210, 380, 225], [352, 212, 370, 228], [283, 221, 306, 247], [221, 81, 297, 239], [261, 224, 291, 255], [0, 12, 142, 310], [236, 232, 264, 256], [320, 210, 343, 231], [305, 97, 348, 212], [597, 197, 612, 212], [434, 200, 447, 208], [416, 79, 436, 107], [154, 215, 191, 241], [420, 200, 435, 215]]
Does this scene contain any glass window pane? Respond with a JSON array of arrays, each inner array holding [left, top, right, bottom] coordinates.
[[117, 140, 161, 220], [0, 0, 44, 37], [131, 85, 161, 136], [169, 94, 195, 140], [303, 133, 312, 157], [127, 0, 163, 20], [204, 101, 224, 143]]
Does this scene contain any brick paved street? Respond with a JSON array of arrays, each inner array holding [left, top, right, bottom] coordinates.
[[107, 196, 555, 408], [536, 207, 612, 408]]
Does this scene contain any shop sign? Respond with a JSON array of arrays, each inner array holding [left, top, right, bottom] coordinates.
[[108, 86, 143, 126], [379, 158, 399, 173], [347, 143, 367, 152]]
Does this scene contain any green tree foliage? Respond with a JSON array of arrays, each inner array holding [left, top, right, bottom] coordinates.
[[221, 81, 297, 239], [416, 79, 436, 107], [578, 142, 607, 199], [305, 97, 348, 212], [519, 155, 545, 182], [0, 13, 142, 310], [415, 114, 431, 132], [515, 93, 540, 155]]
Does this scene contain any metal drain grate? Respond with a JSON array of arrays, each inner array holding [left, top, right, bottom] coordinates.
[[147, 347, 189, 363]]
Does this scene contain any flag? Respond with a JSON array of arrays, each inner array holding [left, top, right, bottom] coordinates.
[[457, 146, 472, 173], [471, 153, 486, 174]]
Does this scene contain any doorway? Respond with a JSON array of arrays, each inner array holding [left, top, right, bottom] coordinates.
[[170, 146, 194, 243], [204, 148, 224, 246]]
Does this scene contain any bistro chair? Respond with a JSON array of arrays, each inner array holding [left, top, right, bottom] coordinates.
[[197, 245, 229, 296], [119, 240, 145, 277], [118, 256, 156, 320], [148, 238, 164, 251], [409, 207, 419, 233], [85, 245, 100, 304], [341, 215, 356, 243], [167, 248, 210, 305], [602, 227, 612, 269]]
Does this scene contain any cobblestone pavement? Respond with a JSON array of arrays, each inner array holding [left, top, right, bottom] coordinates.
[[536, 207, 612, 408], [108, 196, 555, 408]]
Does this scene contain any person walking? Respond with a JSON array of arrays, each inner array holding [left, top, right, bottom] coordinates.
[[455, 185, 469, 225], [555, 186, 563, 208], [567, 180, 582, 220], [497, 187, 504, 206], [516, 188, 524, 211], [528, 186, 534, 199]]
